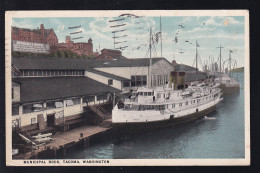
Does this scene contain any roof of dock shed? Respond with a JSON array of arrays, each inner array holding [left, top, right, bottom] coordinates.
[[13, 76, 120, 104]]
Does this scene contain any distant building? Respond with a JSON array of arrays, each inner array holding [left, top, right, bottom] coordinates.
[[95, 49, 127, 60], [12, 24, 58, 46], [171, 60, 208, 89], [51, 36, 94, 56]]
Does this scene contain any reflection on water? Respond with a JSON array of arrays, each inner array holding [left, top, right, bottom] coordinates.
[[63, 73, 245, 159]]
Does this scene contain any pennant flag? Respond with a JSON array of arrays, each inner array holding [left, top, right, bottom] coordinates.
[[196, 40, 200, 47], [12, 64, 21, 75], [155, 32, 161, 43]]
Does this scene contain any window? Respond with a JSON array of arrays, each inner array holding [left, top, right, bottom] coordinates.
[[179, 103, 182, 107], [97, 94, 107, 101], [83, 96, 95, 103], [46, 100, 63, 110], [108, 79, 113, 85], [131, 75, 147, 87], [131, 76, 136, 86], [31, 118, 36, 124], [12, 105, 19, 116], [186, 101, 188, 105], [23, 103, 43, 114], [136, 76, 142, 86], [12, 87, 14, 99], [123, 81, 130, 87], [29, 70, 33, 76], [143, 76, 147, 85], [144, 92, 147, 96]]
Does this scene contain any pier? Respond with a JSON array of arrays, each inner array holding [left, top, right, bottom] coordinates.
[[13, 122, 112, 159]]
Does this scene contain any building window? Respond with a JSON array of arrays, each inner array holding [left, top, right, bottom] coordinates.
[[108, 79, 113, 85], [186, 101, 188, 105], [12, 87, 14, 99], [31, 118, 36, 124], [97, 94, 107, 101], [29, 70, 33, 76], [12, 105, 19, 116], [179, 103, 182, 107], [123, 81, 130, 87], [131, 75, 147, 87], [83, 96, 95, 103], [131, 76, 136, 86], [46, 100, 63, 110], [66, 97, 81, 106], [23, 103, 44, 114]]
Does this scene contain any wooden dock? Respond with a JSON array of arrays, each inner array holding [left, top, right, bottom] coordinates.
[[13, 124, 112, 159]]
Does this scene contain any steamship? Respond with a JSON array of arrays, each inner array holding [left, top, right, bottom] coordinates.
[[112, 28, 223, 134]]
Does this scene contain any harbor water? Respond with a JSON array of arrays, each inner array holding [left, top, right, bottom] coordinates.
[[63, 72, 245, 159]]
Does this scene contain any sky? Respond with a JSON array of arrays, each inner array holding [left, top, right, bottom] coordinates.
[[12, 16, 245, 70]]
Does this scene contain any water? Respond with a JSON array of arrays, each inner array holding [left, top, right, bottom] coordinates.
[[63, 72, 245, 159]]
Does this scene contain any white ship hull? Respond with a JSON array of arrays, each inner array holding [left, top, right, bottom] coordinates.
[[113, 95, 222, 124]]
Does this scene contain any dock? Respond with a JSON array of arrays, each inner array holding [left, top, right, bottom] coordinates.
[[13, 123, 112, 159]]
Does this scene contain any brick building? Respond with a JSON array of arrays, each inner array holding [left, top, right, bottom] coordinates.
[[95, 49, 127, 60], [51, 36, 95, 57], [12, 24, 58, 46]]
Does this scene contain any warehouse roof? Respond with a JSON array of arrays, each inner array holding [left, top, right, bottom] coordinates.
[[13, 76, 120, 104], [12, 56, 92, 70], [12, 56, 173, 70], [86, 69, 130, 81], [174, 64, 198, 72], [90, 57, 171, 68]]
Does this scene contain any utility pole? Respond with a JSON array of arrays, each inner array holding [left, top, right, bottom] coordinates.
[[113, 33, 115, 49]]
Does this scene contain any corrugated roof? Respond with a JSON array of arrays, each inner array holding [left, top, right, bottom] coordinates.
[[87, 69, 130, 81], [13, 77, 120, 104], [175, 64, 198, 72], [12, 56, 171, 70], [12, 56, 92, 70], [90, 57, 169, 68]]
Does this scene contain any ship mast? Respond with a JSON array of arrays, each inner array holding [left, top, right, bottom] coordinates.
[[229, 50, 232, 76], [148, 27, 152, 88], [160, 16, 162, 58], [217, 45, 224, 77], [195, 40, 198, 81]]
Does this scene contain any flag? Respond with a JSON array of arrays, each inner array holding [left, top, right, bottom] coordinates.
[[196, 40, 200, 47], [12, 64, 21, 75], [155, 32, 161, 43], [230, 50, 233, 53]]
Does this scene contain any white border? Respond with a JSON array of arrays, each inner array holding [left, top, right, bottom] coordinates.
[[5, 10, 250, 166]]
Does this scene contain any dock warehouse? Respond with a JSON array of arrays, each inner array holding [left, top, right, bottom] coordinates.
[[11, 53, 175, 133], [11, 56, 120, 133], [86, 57, 175, 92]]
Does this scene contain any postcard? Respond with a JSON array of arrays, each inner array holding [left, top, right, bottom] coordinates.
[[5, 10, 250, 166]]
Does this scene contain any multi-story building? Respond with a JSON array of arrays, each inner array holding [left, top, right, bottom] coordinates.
[[51, 36, 95, 57], [12, 24, 58, 46]]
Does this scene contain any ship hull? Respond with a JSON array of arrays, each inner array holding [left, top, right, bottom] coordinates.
[[112, 104, 216, 136]]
